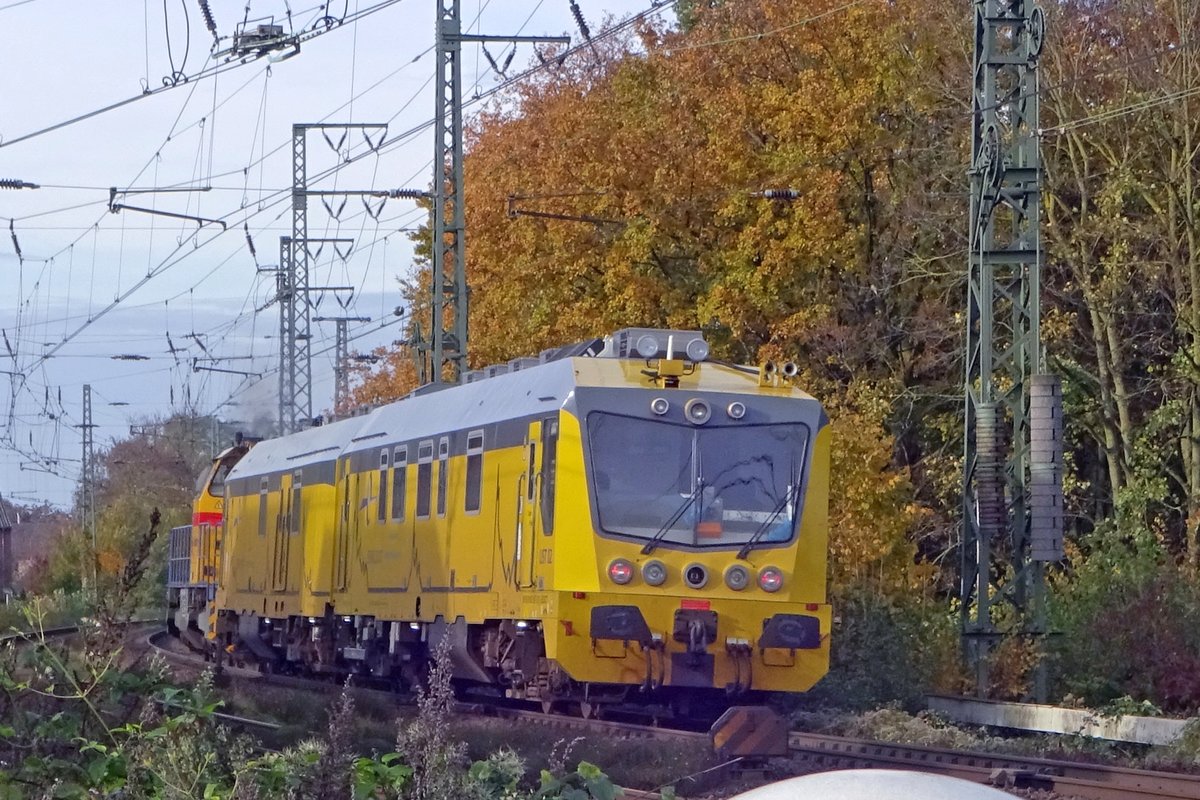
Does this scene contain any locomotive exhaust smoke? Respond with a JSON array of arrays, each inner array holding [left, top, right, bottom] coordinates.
[[235, 376, 280, 440]]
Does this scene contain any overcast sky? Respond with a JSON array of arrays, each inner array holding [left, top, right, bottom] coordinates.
[[0, 0, 667, 507]]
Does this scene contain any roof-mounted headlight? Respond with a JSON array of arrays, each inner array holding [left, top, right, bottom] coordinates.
[[635, 334, 660, 359], [684, 398, 711, 425]]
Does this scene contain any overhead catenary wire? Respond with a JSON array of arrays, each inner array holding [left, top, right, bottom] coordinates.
[[2, 1, 677, 492], [0, 0, 407, 152]]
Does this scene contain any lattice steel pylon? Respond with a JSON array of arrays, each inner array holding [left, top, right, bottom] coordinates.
[[314, 315, 371, 412], [279, 123, 396, 433], [278, 235, 297, 435], [428, 2, 568, 383], [80, 384, 97, 588], [280, 122, 313, 434], [962, 0, 1061, 699], [0, 492, 13, 595], [431, 0, 469, 383]]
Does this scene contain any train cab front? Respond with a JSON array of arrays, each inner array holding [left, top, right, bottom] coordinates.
[[170, 434, 256, 649], [551, 338, 832, 698]]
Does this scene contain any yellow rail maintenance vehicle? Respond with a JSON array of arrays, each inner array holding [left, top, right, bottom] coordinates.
[[181, 328, 831, 715], [166, 435, 253, 651]]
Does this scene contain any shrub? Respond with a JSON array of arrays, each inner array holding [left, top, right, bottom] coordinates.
[[1048, 516, 1200, 711], [806, 585, 962, 710]]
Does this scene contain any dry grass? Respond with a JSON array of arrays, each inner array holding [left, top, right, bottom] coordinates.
[[454, 715, 722, 794]]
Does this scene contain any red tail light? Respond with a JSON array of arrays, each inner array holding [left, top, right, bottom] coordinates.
[[608, 558, 634, 585], [758, 566, 784, 593]]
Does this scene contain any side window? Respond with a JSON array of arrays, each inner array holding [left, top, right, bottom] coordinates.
[[465, 430, 484, 514], [527, 443, 537, 501], [391, 446, 407, 521], [540, 419, 558, 535], [377, 450, 389, 523], [341, 461, 350, 523], [437, 437, 450, 517], [417, 441, 434, 519], [258, 477, 269, 537], [291, 471, 302, 535]]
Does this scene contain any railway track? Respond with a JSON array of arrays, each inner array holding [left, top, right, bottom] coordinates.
[[787, 731, 1200, 800], [143, 629, 1200, 799], [0, 618, 161, 648]]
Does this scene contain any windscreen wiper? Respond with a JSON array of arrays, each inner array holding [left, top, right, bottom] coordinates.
[[737, 482, 799, 560], [642, 481, 704, 555]]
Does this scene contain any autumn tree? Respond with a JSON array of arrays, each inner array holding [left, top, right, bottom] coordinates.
[[1041, 0, 1200, 562], [347, 0, 972, 589], [46, 414, 222, 604]]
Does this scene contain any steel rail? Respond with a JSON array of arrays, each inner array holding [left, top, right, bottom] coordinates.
[[0, 617, 161, 646], [789, 731, 1200, 800]]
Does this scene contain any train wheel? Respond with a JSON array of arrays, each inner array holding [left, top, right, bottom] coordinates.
[[578, 700, 601, 720], [540, 699, 556, 715]]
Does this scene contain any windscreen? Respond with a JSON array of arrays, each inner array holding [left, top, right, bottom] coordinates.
[[587, 412, 808, 549]]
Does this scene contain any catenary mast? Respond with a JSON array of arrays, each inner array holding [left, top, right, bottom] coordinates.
[[962, 0, 1063, 699]]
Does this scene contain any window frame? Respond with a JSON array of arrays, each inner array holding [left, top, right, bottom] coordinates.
[[257, 476, 269, 538], [540, 419, 558, 535], [391, 445, 408, 521], [291, 470, 302, 535], [416, 440, 434, 519], [465, 430, 484, 515], [436, 436, 450, 518], [377, 450, 390, 523]]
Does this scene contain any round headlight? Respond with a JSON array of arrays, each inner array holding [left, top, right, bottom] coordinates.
[[727, 401, 746, 420], [685, 338, 710, 362], [758, 566, 784, 593], [608, 558, 635, 585], [650, 397, 670, 416], [683, 563, 709, 589], [684, 398, 711, 425], [642, 559, 668, 586], [635, 334, 659, 359], [724, 564, 750, 591]]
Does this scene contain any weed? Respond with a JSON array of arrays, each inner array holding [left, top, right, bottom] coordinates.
[[395, 634, 469, 800]]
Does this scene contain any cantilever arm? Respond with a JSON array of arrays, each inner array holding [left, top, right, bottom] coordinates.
[[109, 203, 228, 230]]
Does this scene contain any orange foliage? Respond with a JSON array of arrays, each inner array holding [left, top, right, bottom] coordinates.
[[351, 0, 964, 581]]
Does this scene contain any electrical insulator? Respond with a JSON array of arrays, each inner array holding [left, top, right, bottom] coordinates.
[[197, 0, 218, 38], [753, 189, 802, 201], [1030, 374, 1064, 561], [569, 0, 592, 41], [974, 403, 1007, 537]]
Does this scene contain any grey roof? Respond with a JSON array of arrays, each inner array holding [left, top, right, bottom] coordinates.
[[345, 359, 576, 456], [228, 414, 370, 480], [227, 359, 580, 483], [0, 495, 11, 533]]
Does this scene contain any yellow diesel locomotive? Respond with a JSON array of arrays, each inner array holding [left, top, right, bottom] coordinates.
[[169, 328, 831, 713]]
